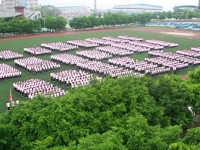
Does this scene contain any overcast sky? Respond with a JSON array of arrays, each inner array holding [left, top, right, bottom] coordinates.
[[38, 0, 199, 11]]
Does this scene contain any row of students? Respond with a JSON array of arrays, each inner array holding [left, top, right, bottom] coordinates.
[[76, 50, 112, 60], [13, 79, 65, 99], [67, 40, 99, 48], [14, 57, 60, 73], [24, 47, 51, 55], [41, 42, 78, 52], [0, 50, 23, 60], [0, 63, 21, 80], [96, 46, 134, 56]]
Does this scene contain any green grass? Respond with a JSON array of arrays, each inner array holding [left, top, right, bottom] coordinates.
[[0, 28, 200, 113]]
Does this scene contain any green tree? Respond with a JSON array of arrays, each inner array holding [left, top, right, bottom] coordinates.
[[149, 75, 194, 127], [168, 142, 199, 150], [189, 67, 200, 83], [38, 5, 61, 17], [0, 21, 10, 37], [183, 127, 200, 145], [68, 131, 127, 150]]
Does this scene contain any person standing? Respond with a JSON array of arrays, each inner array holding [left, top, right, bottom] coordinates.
[[16, 100, 19, 105], [6, 101, 10, 110]]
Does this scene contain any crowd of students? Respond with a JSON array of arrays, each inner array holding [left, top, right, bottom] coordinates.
[[146, 39, 178, 47], [13, 79, 65, 99], [176, 50, 200, 58], [41, 42, 78, 52], [118, 35, 143, 41], [191, 47, 200, 52], [148, 51, 200, 65], [103, 36, 129, 43], [51, 53, 133, 78], [148, 50, 179, 59], [108, 57, 136, 68], [0, 63, 21, 80], [96, 46, 134, 56], [108, 57, 171, 76], [51, 70, 94, 88], [67, 40, 99, 48], [51, 54, 88, 65], [130, 41, 164, 50], [75, 60, 133, 78], [0, 50, 23, 60], [1, 36, 200, 101], [111, 43, 150, 53], [85, 38, 112, 46], [145, 57, 189, 71], [24, 47, 51, 55], [14, 57, 60, 73], [76, 50, 112, 60]]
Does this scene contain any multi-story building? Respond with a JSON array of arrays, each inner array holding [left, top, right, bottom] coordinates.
[[1, 0, 38, 11], [57, 6, 91, 21], [173, 5, 199, 12], [0, 0, 40, 19], [113, 3, 163, 14]]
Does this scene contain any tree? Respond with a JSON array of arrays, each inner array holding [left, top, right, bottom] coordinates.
[[38, 5, 61, 17], [183, 127, 200, 145], [149, 75, 194, 127], [9, 18, 23, 35], [1, 73, 200, 149], [168, 142, 199, 150], [68, 131, 127, 150], [55, 17, 67, 31], [0, 21, 10, 37], [189, 67, 200, 83], [45, 17, 66, 31]]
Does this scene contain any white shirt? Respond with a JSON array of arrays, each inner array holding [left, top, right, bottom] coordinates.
[[6, 102, 10, 108]]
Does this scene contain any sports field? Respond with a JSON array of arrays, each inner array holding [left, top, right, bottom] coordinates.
[[0, 27, 200, 113]]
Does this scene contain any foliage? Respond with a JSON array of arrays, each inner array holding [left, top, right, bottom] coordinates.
[[45, 17, 67, 31], [68, 131, 127, 150], [69, 11, 200, 29], [149, 75, 194, 127], [37, 5, 61, 18], [189, 67, 200, 83], [1, 68, 200, 149], [0, 17, 66, 36], [183, 127, 200, 145]]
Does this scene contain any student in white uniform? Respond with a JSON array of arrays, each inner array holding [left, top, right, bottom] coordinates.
[[6, 101, 10, 110]]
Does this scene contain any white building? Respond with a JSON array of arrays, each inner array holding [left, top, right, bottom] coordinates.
[[57, 6, 91, 21], [0, 0, 40, 19], [1, 0, 38, 11], [113, 3, 163, 14]]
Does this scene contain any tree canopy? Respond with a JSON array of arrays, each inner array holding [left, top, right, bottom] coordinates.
[[0, 67, 200, 149], [0, 17, 67, 36], [69, 11, 200, 29]]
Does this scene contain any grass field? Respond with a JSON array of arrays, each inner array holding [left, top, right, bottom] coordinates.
[[0, 27, 200, 113]]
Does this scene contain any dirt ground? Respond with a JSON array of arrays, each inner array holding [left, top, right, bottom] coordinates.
[[132, 27, 200, 39]]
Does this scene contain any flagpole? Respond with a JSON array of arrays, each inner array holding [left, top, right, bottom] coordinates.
[[9, 89, 13, 106]]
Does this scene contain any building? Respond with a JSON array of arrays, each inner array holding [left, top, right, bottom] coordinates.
[[57, 6, 91, 21], [0, 0, 40, 19], [113, 4, 163, 14], [199, 0, 200, 10], [173, 5, 199, 12], [0, 11, 23, 18], [1, 0, 38, 11]]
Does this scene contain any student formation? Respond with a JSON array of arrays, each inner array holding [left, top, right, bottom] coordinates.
[[1, 35, 200, 99]]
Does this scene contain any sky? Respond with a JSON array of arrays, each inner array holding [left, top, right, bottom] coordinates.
[[38, 0, 199, 11]]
